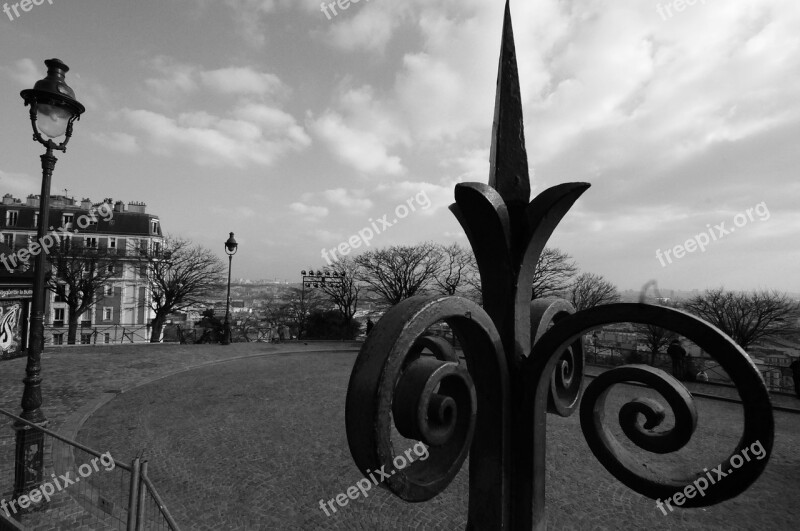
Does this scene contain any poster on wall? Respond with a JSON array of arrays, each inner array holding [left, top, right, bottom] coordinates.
[[0, 301, 21, 356]]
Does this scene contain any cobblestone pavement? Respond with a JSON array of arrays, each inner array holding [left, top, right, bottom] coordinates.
[[1, 343, 799, 530]]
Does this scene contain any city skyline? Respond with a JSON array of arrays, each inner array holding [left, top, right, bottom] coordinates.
[[1, 0, 798, 291]]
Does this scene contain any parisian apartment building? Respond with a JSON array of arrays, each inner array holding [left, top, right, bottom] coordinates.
[[0, 193, 163, 345]]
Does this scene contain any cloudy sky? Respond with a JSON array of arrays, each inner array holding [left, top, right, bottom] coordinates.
[[0, 0, 798, 293]]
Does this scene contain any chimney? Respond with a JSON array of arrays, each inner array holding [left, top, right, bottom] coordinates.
[[26, 195, 39, 207], [114, 201, 125, 213], [81, 198, 93, 209], [2, 194, 13, 205], [127, 201, 146, 214]]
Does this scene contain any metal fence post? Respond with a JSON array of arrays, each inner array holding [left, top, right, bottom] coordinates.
[[126, 457, 141, 531], [136, 461, 148, 531]]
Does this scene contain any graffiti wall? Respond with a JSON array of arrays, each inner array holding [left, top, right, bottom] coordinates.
[[0, 300, 23, 359]]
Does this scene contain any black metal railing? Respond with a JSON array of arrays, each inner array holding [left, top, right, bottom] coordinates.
[[0, 408, 179, 530]]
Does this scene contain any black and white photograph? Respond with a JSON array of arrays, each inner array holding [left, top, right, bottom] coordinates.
[[0, 0, 798, 529]]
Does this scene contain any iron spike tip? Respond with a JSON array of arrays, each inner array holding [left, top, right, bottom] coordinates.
[[489, 0, 531, 206]]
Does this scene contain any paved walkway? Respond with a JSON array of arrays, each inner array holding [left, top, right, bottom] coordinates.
[[1, 343, 798, 530]]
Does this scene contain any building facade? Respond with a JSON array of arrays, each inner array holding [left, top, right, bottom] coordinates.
[[0, 193, 163, 345]]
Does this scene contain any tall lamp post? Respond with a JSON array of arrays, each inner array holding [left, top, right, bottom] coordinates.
[[221, 232, 238, 345], [15, 58, 85, 498]]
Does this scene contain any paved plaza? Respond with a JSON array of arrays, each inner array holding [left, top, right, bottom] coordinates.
[[1, 342, 799, 530]]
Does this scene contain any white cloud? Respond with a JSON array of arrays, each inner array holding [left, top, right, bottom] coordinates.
[[144, 59, 289, 104], [322, 188, 373, 213], [326, 4, 399, 54], [120, 107, 309, 168], [200, 67, 288, 98], [144, 56, 197, 101], [90, 132, 140, 154], [310, 111, 405, 176], [290, 202, 329, 218], [2, 58, 40, 87]]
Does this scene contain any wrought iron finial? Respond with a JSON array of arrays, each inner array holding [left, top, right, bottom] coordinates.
[[345, 1, 773, 529]]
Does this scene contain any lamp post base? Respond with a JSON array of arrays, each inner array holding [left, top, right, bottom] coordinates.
[[221, 322, 231, 345], [13, 420, 48, 500]]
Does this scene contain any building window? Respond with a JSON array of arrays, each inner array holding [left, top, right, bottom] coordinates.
[[151, 219, 160, 234], [153, 241, 162, 254], [2, 233, 13, 249], [106, 264, 115, 274], [33, 212, 39, 228], [5, 211, 18, 226], [62, 213, 74, 228], [59, 235, 72, 251], [108, 237, 117, 250], [103, 307, 112, 321], [104, 333, 111, 344], [105, 285, 114, 296], [53, 333, 64, 345], [54, 285, 67, 303], [80, 333, 92, 345], [53, 308, 65, 326], [85, 237, 98, 248]]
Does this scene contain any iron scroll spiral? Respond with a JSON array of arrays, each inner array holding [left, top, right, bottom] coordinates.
[[530, 297, 584, 417], [345, 295, 509, 508], [528, 302, 774, 507]]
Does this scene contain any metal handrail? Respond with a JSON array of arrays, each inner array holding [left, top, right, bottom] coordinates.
[[0, 407, 130, 471]]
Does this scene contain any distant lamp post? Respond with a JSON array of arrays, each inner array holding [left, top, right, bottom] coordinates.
[[221, 232, 238, 345], [299, 269, 343, 339], [15, 58, 85, 499]]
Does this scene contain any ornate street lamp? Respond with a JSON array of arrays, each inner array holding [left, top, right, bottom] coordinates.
[[14, 58, 85, 499], [221, 232, 238, 345], [344, 2, 773, 528]]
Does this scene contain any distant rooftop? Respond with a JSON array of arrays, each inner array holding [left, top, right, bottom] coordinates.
[[2, 193, 153, 214]]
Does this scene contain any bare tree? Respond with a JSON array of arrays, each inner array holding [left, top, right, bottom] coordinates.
[[567, 272, 620, 311], [638, 323, 679, 365], [531, 247, 578, 300], [45, 238, 121, 344], [683, 288, 800, 350], [355, 243, 442, 306], [139, 237, 225, 342], [462, 252, 484, 304], [318, 257, 361, 328], [283, 287, 324, 339], [432, 243, 477, 296]]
